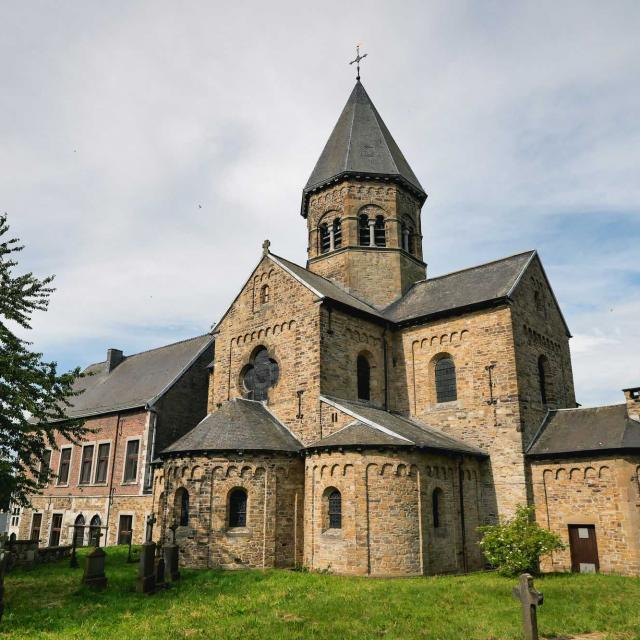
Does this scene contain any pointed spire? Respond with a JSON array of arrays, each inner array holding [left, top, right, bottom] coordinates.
[[301, 81, 426, 217]]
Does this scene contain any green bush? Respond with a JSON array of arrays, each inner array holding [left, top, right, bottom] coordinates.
[[478, 505, 564, 576]]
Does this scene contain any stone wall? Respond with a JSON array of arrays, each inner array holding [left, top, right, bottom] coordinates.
[[392, 306, 522, 518], [210, 255, 322, 445], [157, 453, 304, 570], [531, 455, 640, 575], [304, 448, 485, 576]]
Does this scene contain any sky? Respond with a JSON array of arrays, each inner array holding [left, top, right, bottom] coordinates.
[[1, 1, 639, 408]]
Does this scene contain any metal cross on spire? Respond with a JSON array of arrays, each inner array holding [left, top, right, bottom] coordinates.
[[349, 44, 367, 81]]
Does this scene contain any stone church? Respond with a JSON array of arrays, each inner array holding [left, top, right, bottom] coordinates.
[[145, 79, 640, 576]]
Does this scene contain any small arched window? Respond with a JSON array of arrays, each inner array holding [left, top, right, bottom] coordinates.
[[538, 355, 550, 405], [175, 487, 189, 527], [359, 214, 370, 246], [374, 215, 386, 247], [74, 514, 85, 547], [432, 488, 443, 528], [319, 223, 331, 254], [260, 284, 270, 304], [229, 488, 247, 528], [89, 515, 101, 546], [328, 489, 342, 529], [357, 354, 371, 401], [333, 218, 342, 249], [401, 217, 415, 255], [435, 357, 457, 403]]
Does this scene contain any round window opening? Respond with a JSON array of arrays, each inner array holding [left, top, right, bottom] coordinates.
[[242, 347, 279, 401]]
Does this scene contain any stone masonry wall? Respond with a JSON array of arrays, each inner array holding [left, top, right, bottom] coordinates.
[[392, 306, 523, 518], [158, 454, 304, 570], [210, 255, 322, 445], [531, 456, 640, 575], [304, 448, 484, 576]]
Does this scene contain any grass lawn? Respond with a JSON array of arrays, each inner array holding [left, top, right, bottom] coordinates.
[[1, 546, 639, 640]]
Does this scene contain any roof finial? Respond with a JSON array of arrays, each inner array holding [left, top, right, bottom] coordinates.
[[262, 239, 271, 256], [349, 43, 367, 81]]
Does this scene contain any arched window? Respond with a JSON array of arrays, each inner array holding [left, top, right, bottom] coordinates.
[[229, 488, 247, 528], [374, 215, 386, 247], [401, 217, 415, 255], [175, 488, 189, 527], [260, 284, 270, 304], [359, 214, 370, 246], [332, 218, 342, 249], [432, 488, 443, 528], [73, 514, 85, 547], [357, 354, 371, 401], [242, 347, 280, 402], [328, 489, 342, 529], [435, 357, 457, 403], [319, 223, 331, 254], [89, 515, 101, 546], [538, 355, 550, 405]]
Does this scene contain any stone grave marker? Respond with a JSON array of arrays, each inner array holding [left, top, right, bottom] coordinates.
[[0, 545, 7, 622], [512, 573, 543, 640], [82, 529, 107, 590], [164, 522, 180, 582], [136, 515, 157, 594]]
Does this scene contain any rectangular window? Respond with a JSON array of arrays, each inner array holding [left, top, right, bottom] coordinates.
[[79, 445, 94, 484], [49, 513, 63, 546], [57, 448, 72, 485], [118, 514, 133, 544], [123, 440, 139, 483], [94, 443, 110, 484], [39, 449, 52, 484], [30, 513, 42, 542]]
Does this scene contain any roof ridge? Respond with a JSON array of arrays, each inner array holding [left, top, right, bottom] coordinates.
[[423, 250, 536, 283], [117, 333, 212, 362], [551, 403, 626, 412]]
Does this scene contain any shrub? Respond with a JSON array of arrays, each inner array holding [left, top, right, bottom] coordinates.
[[478, 505, 564, 576]]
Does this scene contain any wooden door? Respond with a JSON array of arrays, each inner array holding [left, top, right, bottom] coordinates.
[[568, 525, 599, 573]]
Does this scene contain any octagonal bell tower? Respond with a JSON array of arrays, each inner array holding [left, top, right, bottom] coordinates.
[[301, 80, 428, 309]]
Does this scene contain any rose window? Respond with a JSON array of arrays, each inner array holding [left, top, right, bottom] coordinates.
[[242, 347, 279, 401]]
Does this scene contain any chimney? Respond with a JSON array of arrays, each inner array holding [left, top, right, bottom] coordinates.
[[623, 387, 640, 422], [106, 348, 124, 373]]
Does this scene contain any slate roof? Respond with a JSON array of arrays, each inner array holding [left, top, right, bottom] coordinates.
[[527, 404, 640, 458], [57, 335, 214, 420], [384, 251, 536, 324], [310, 396, 487, 457], [161, 399, 302, 455], [302, 81, 426, 216]]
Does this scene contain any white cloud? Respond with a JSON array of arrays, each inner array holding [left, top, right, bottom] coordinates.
[[1, 0, 639, 405]]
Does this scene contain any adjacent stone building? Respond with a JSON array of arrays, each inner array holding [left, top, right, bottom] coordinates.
[[17, 335, 213, 547], [151, 79, 640, 576]]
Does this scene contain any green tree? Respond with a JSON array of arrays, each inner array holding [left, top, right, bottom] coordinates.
[[478, 505, 565, 576], [0, 213, 87, 506]]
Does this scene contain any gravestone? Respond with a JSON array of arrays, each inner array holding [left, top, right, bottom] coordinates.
[[155, 548, 167, 589], [512, 573, 543, 640], [82, 531, 107, 590], [164, 522, 180, 582], [69, 525, 80, 568], [136, 515, 157, 594]]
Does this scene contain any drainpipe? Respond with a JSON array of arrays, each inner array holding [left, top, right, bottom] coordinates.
[[458, 456, 468, 573], [105, 413, 122, 544], [383, 323, 389, 411]]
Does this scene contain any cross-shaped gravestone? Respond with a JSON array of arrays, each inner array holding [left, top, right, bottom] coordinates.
[[146, 514, 157, 543], [93, 528, 104, 549], [512, 573, 543, 640], [169, 521, 179, 545]]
